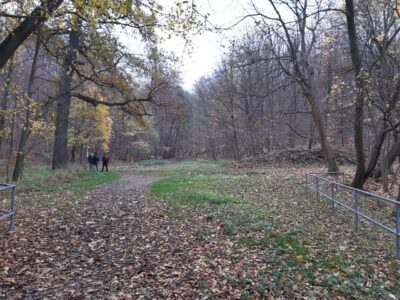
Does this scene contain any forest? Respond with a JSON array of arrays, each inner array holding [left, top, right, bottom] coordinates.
[[1, 0, 400, 299], [0, 0, 399, 191]]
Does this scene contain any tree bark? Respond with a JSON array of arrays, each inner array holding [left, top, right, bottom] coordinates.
[[345, 0, 368, 188], [70, 144, 76, 163], [227, 66, 240, 160], [372, 135, 400, 179], [51, 28, 80, 169], [231, 114, 240, 160], [12, 129, 30, 181], [0, 61, 14, 157], [306, 89, 338, 172], [0, 0, 63, 70], [5, 96, 16, 182], [12, 28, 42, 181], [308, 122, 314, 150], [364, 126, 388, 179]]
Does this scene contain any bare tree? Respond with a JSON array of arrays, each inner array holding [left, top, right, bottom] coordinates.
[[251, 0, 339, 171]]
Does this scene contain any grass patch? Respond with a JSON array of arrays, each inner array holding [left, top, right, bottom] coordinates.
[[239, 236, 270, 248], [12, 165, 120, 208], [188, 190, 235, 205], [130, 159, 232, 176], [16, 165, 120, 192], [132, 159, 173, 167], [47, 171, 120, 193], [151, 175, 237, 207]]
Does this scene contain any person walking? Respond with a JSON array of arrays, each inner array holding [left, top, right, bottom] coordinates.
[[102, 153, 110, 172], [88, 153, 94, 171], [92, 152, 99, 172]]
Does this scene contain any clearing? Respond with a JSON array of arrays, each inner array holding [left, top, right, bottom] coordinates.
[[0, 160, 399, 299]]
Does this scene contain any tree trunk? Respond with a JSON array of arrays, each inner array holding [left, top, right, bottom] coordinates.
[[308, 93, 338, 172], [345, 0, 368, 188], [302, 83, 338, 172], [205, 126, 216, 160], [0, 0, 63, 69], [12, 128, 30, 181], [5, 97, 16, 182], [364, 126, 388, 179], [51, 28, 80, 169], [308, 123, 314, 150], [372, 135, 400, 179], [70, 144, 76, 163], [231, 114, 240, 160], [228, 90, 240, 160], [292, 55, 338, 171], [289, 88, 297, 148], [0, 61, 14, 157], [12, 27, 42, 181]]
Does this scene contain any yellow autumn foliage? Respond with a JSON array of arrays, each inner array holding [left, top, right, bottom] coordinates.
[[69, 97, 113, 151], [95, 103, 113, 151]]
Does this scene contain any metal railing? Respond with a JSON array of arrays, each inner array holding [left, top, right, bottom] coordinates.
[[305, 172, 400, 260], [0, 183, 16, 233]]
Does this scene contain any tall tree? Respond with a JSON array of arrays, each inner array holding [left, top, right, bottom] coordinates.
[[345, 0, 400, 187], [12, 28, 42, 180], [51, 26, 80, 169], [345, 0, 368, 187]]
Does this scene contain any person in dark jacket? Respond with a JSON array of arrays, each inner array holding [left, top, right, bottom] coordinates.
[[92, 152, 100, 171], [102, 153, 110, 172], [88, 153, 94, 171]]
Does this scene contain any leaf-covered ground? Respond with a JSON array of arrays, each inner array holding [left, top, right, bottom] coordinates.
[[0, 161, 399, 299]]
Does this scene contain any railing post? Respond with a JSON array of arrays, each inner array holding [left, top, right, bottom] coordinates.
[[396, 202, 400, 260], [330, 183, 336, 215], [354, 190, 359, 232], [9, 186, 16, 233], [316, 176, 319, 202]]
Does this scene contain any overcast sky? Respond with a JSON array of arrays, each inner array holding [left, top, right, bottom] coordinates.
[[121, 1, 271, 91], [159, 0, 257, 91]]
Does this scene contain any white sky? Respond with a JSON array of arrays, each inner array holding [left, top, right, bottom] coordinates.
[[121, 0, 273, 91], [159, 0, 257, 91]]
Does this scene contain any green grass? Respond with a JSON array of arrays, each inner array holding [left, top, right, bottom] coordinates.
[[151, 175, 237, 207], [132, 159, 173, 167], [12, 165, 121, 208], [129, 159, 232, 176], [56, 171, 120, 192], [16, 165, 120, 193]]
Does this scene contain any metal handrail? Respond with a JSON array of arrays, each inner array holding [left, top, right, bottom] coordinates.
[[305, 173, 400, 260], [0, 183, 16, 233], [308, 173, 400, 205]]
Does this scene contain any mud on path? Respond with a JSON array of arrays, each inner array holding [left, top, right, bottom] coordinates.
[[0, 174, 233, 299]]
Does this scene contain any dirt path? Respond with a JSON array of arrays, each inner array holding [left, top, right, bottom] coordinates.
[[0, 174, 232, 299]]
